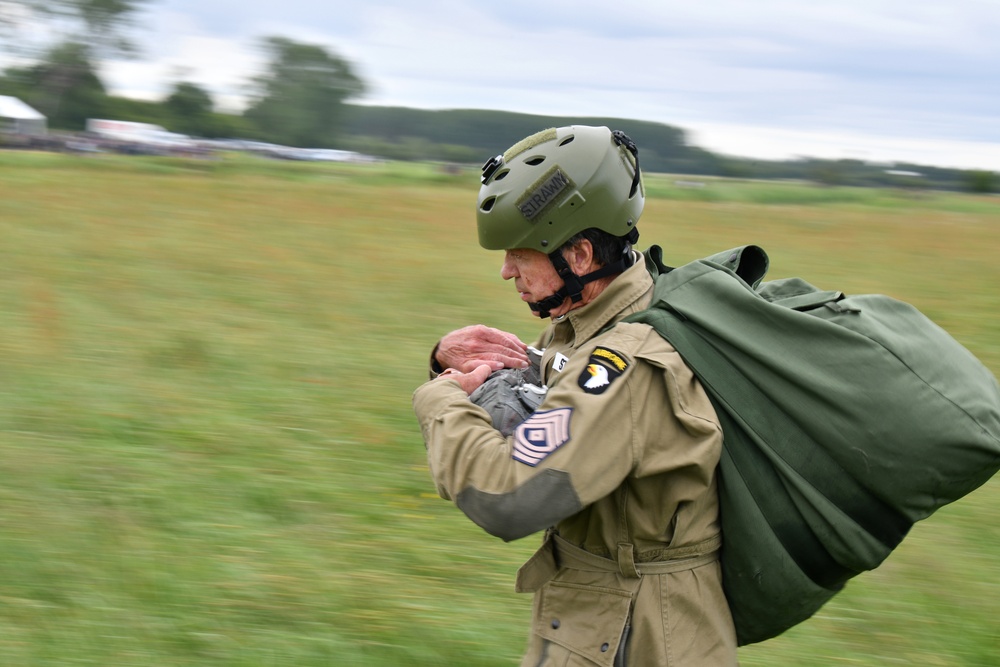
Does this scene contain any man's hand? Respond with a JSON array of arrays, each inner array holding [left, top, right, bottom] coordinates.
[[435, 325, 530, 373], [436, 364, 493, 395]]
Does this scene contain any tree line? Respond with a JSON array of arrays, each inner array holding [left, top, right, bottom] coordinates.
[[0, 0, 994, 192], [336, 107, 997, 192]]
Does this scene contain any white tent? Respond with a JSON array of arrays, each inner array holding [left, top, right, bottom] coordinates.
[[0, 95, 47, 134]]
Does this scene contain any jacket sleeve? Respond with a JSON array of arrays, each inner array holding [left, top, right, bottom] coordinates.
[[413, 324, 689, 542]]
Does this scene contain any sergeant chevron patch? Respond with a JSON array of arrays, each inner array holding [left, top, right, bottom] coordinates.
[[512, 408, 573, 466]]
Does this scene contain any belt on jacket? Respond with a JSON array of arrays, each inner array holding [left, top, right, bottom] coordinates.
[[552, 533, 721, 578]]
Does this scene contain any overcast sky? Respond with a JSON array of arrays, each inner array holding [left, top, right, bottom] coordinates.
[[98, 0, 1000, 169]]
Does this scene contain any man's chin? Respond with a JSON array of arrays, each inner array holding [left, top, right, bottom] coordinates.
[[525, 294, 570, 318], [525, 300, 546, 318]]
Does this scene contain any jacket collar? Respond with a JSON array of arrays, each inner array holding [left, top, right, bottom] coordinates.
[[551, 251, 654, 344]]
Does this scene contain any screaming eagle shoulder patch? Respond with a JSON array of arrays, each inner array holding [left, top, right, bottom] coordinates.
[[578, 346, 629, 394]]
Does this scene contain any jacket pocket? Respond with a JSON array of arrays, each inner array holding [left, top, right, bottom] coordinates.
[[535, 581, 631, 666]]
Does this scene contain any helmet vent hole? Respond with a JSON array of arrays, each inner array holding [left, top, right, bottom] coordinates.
[[480, 196, 497, 212], [559, 135, 575, 147], [525, 156, 546, 166], [494, 170, 509, 181]]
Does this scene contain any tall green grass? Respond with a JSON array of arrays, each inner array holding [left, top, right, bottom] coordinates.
[[1, 153, 998, 665]]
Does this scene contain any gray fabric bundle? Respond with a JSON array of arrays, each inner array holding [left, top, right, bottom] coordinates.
[[469, 348, 546, 436]]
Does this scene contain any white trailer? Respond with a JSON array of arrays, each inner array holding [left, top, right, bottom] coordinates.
[[86, 119, 193, 149]]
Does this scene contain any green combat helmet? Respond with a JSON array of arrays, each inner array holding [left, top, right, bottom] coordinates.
[[477, 125, 644, 317]]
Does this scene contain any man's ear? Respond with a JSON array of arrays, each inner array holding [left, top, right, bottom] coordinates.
[[564, 239, 595, 274]]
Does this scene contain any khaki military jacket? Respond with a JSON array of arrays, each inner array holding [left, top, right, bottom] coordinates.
[[413, 255, 737, 666]]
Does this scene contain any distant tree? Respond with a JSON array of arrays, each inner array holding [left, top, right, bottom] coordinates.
[[717, 157, 755, 179], [0, 0, 152, 57], [1, 1, 152, 129], [102, 94, 170, 125], [807, 159, 847, 187], [164, 81, 214, 136], [9, 41, 107, 129], [0, 63, 29, 99], [965, 170, 998, 194], [204, 112, 256, 140], [244, 36, 366, 148]]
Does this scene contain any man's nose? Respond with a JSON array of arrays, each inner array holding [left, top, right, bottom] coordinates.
[[500, 255, 517, 280]]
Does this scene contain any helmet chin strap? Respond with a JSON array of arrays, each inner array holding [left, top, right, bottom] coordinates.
[[528, 233, 639, 318]]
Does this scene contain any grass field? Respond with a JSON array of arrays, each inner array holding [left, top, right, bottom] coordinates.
[[1, 151, 998, 666]]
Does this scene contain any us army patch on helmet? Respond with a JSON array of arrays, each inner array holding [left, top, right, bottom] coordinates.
[[578, 347, 628, 394], [517, 167, 572, 221], [513, 408, 573, 466]]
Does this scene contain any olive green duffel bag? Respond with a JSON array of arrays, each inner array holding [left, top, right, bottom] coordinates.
[[627, 245, 1000, 646]]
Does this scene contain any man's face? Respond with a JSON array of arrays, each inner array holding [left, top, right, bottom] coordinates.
[[500, 248, 564, 309]]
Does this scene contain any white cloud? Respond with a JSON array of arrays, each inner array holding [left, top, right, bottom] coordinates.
[[686, 120, 1000, 170], [103, 34, 261, 111]]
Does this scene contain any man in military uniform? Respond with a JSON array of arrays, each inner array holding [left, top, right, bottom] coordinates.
[[412, 126, 737, 666]]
